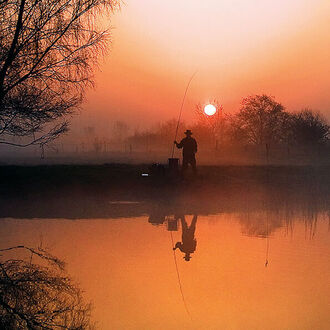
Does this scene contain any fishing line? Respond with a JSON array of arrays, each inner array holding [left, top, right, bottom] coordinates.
[[265, 204, 270, 267], [265, 234, 269, 267], [171, 71, 198, 158], [170, 231, 192, 320]]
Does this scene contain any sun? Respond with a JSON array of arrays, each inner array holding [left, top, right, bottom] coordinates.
[[204, 104, 216, 116]]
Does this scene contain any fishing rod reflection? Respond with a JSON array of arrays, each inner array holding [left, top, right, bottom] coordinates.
[[148, 211, 198, 262]]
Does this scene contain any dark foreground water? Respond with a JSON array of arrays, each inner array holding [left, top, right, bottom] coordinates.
[[1, 184, 329, 329]]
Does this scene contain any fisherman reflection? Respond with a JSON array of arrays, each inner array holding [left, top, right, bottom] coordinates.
[[173, 214, 198, 261]]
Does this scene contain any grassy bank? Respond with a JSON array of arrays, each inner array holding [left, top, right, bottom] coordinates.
[[0, 164, 329, 219], [1, 163, 329, 194]]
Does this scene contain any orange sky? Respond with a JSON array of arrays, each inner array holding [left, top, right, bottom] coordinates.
[[78, 0, 330, 131]]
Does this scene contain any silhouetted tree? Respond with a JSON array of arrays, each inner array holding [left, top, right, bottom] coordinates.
[[225, 112, 249, 146], [234, 95, 285, 146], [0, 245, 93, 329], [0, 0, 119, 148], [232, 95, 287, 160], [290, 109, 329, 146], [275, 111, 295, 156]]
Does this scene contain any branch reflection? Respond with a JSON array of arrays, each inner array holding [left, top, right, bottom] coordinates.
[[0, 246, 93, 329]]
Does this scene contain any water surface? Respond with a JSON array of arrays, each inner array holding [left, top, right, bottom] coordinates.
[[1, 195, 329, 330]]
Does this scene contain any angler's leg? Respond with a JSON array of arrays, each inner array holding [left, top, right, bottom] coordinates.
[[180, 216, 188, 231], [182, 157, 189, 172], [190, 156, 197, 175]]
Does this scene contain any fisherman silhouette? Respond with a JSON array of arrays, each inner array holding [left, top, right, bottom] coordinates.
[[173, 215, 198, 261], [174, 130, 197, 174]]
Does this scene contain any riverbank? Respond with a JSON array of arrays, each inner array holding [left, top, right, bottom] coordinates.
[[1, 163, 329, 193], [0, 164, 329, 217]]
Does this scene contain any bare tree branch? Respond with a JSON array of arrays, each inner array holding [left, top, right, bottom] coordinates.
[[0, 0, 120, 147], [0, 245, 94, 329]]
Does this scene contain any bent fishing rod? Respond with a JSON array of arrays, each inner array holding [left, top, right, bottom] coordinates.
[[170, 230, 192, 320], [171, 71, 198, 158]]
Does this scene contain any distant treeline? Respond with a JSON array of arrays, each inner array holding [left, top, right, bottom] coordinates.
[[126, 94, 329, 162]]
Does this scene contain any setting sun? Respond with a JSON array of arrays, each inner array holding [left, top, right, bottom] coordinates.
[[204, 104, 217, 116]]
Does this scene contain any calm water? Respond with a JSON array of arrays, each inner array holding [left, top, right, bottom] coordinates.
[[1, 196, 329, 329]]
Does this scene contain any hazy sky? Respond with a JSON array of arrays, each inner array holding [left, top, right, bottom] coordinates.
[[78, 0, 330, 131]]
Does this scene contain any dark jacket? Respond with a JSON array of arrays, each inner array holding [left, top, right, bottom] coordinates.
[[174, 239, 197, 254], [176, 137, 197, 157]]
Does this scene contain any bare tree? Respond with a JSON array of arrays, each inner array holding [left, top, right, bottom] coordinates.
[[0, 245, 94, 329], [0, 0, 120, 148], [232, 95, 286, 159], [234, 95, 285, 146]]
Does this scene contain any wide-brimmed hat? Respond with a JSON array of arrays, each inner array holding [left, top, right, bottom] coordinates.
[[184, 254, 191, 261], [184, 130, 192, 135]]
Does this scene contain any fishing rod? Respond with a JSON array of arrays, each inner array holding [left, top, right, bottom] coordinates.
[[170, 231, 192, 320], [171, 71, 198, 158], [265, 234, 269, 267]]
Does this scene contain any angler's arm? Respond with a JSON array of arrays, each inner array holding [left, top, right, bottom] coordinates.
[[173, 242, 183, 251], [174, 140, 184, 148]]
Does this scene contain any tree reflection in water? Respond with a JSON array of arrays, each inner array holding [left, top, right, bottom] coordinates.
[[0, 246, 93, 329]]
